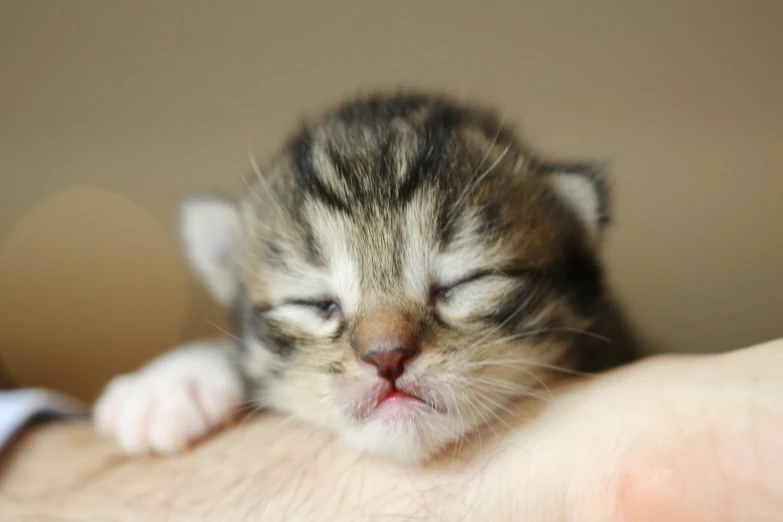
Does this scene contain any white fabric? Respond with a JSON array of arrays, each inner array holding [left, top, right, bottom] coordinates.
[[0, 388, 86, 450]]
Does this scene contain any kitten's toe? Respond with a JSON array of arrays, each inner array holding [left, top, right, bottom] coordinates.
[[92, 344, 245, 456], [145, 383, 210, 454], [114, 388, 159, 455], [146, 380, 243, 454], [191, 380, 245, 427], [93, 374, 132, 437]]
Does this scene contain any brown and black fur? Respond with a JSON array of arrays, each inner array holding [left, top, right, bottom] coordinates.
[[237, 91, 637, 365], [224, 90, 640, 460]]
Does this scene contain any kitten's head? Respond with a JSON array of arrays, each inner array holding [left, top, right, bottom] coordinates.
[[181, 92, 615, 462]]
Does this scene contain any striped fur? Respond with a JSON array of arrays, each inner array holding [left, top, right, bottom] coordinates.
[[201, 91, 638, 461]]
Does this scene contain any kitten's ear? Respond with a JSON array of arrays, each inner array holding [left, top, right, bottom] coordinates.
[[541, 162, 610, 239], [178, 195, 242, 308]]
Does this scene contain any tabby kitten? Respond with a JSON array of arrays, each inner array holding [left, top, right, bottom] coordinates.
[[94, 91, 638, 463]]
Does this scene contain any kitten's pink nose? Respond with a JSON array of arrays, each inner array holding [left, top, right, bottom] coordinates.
[[360, 346, 420, 382]]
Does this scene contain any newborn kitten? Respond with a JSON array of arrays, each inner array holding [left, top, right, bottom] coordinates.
[[94, 91, 638, 462]]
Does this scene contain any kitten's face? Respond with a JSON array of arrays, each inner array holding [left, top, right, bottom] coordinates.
[[182, 93, 614, 462]]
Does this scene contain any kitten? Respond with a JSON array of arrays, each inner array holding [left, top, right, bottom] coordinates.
[[94, 91, 639, 463]]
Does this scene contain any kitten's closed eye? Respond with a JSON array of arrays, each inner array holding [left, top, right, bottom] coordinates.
[[431, 269, 497, 302], [287, 298, 342, 320], [432, 269, 536, 324], [252, 297, 343, 337]]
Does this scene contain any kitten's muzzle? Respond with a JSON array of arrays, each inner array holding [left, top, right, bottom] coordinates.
[[354, 308, 421, 382]]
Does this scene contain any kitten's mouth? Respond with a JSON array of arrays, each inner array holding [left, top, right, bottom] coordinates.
[[378, 388, 425, 406], [348, 381, 443, 421], [371, 384, 446, 416]]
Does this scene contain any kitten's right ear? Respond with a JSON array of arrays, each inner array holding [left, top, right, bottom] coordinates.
[[539, 161, 611, 241], [178, 195, 242, 308]]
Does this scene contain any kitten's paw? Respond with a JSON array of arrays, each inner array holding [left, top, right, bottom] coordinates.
[[93, 343, 245, 455]]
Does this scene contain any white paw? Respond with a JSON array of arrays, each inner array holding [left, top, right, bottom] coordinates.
[[93, 341, 245, 455]]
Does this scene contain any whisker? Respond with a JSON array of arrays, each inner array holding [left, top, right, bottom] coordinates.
[[436, 384, 470, 461], [455, 358, 554, 401], [444, 137, 513, 232], [233, 402, 266, 432], [473, 113, 506, 175], [472, 389, 522, 419], [462, 358, 596, 378], [451, 387, 467, 461], [458, 370, 553, 398], [463, 375, 541, 395], [464, 376, 553, 403], [242, 175, 265, 206], [456, 388, 487, 447], [446, 113, 508, 223], [245, 145, 298, 230], [247, 149, 285, 212], [203, 318, 242, 343], [468, 392, 515, 432], [481, 327, 611, 348], [465, 286, 541, 351]]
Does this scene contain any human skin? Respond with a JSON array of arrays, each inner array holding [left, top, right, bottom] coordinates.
[[0, 337, 781, 521]]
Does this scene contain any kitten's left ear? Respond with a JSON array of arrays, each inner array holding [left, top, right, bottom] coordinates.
[[541, 162, 610, 240], [178, 195, 242, 308]]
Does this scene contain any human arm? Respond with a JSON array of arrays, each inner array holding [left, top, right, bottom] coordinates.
[[1, 338, 781, 522]]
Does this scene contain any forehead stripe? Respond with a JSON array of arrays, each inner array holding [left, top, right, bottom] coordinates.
[[291, 129, 352, 214]]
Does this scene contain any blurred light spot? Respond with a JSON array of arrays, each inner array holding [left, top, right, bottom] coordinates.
[[0, 187, 188, 402]]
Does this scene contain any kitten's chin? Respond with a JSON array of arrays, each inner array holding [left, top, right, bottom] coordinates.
[[338, 407, 462, 464]]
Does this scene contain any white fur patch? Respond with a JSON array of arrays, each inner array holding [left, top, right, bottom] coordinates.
[[265, 260, 332, 302], [329, 246, 361, 313], [401, 192, 437, 298], [549, 173, 601, 236], [302, 200, 361, 312], [179, 197, 242, 307]]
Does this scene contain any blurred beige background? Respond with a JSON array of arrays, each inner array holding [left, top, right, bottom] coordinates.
[[1, 1, 781, 402]]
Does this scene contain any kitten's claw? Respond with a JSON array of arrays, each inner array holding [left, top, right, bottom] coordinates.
[[93, 342, 244, 455]]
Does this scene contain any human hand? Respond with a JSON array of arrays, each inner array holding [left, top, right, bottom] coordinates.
[[470, 337, 783, 521]]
